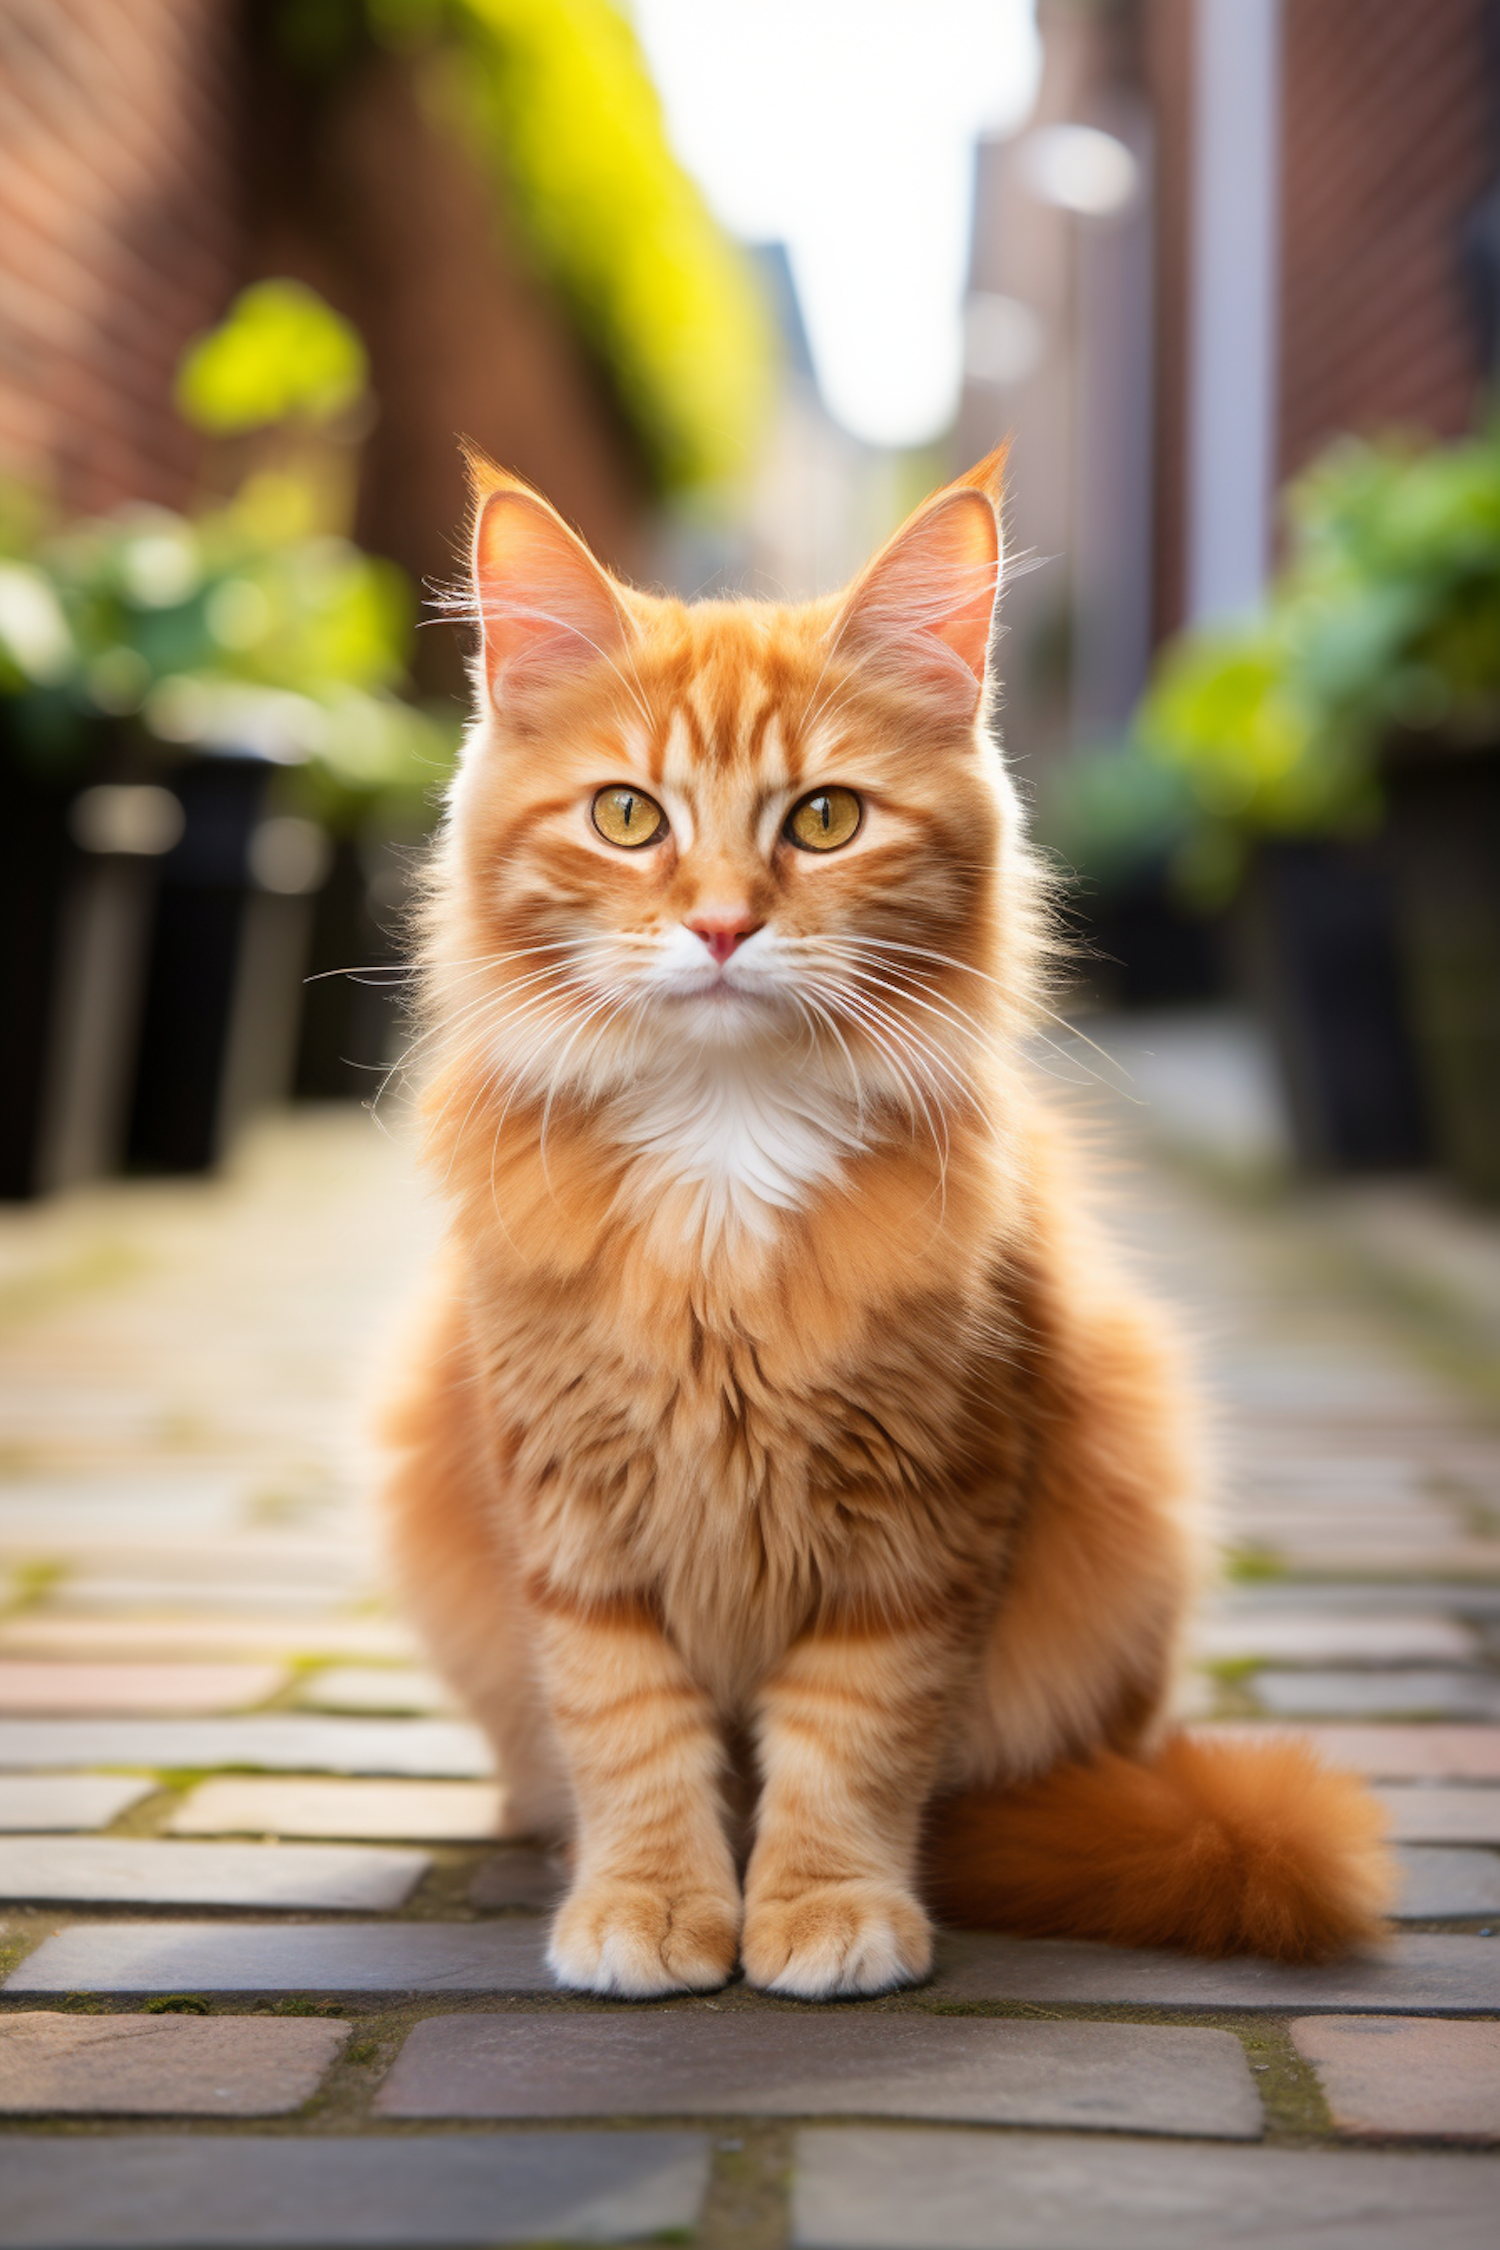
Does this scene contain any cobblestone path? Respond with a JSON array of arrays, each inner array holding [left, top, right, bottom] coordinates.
[[2, 1087, 1499, 2248]]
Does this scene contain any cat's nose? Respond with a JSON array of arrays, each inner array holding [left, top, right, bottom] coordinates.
[[686, 911, 763, 966]]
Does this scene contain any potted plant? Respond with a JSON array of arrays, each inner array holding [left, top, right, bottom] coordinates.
[[1071, 420, 1500, 1192], [0, 283, 456, 1193]]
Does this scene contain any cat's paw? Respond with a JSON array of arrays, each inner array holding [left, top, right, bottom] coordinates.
[[741, 1878, 933, 1999], [547, 1877, 740, 1998]]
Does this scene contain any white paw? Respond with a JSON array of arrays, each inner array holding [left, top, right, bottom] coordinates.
[[741, 1879, 932, 1999], [547, 1877, 739, 1999]]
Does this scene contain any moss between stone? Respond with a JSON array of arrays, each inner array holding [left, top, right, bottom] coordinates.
[[1230, 2018, 1334, 2141]]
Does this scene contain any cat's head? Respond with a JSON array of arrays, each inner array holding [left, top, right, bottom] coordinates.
[[430, 452, 1040, 1121]]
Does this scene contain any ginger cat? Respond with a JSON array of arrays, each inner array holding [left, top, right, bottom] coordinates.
[[382, 452, 1392, 1999]]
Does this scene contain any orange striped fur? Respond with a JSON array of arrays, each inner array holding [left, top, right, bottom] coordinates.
[[380, 456, 1394, 1997]]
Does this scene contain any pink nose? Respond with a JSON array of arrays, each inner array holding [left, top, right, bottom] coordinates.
[[686, 914, 762, 966]]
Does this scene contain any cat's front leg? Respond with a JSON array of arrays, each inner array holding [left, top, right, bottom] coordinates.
[[741, 1612, 960, 1999], [535, 1595, 739, 1998]]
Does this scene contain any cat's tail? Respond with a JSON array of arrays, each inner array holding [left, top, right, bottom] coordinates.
[[924, 1732, 1394, 1963]]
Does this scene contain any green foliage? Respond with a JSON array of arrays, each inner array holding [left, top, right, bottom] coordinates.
[[176, 281, 370, 435], [1040, 737, 1197, 890], [365, 0, 774, 493], [0, 478, 456, 816], [1124, 422, 1500, 900], [1046, 422, 1500, 909]]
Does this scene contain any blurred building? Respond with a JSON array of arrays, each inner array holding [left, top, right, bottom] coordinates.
[[0, 0, 653, 662], [738, 245, 905, 603], [0, 0, 242, 522], [961, 0, 1500, 772], [1, 0, 738, 1198], [661, 243, 903, 607]]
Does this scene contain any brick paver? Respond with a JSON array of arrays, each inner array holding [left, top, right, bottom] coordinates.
[[374, 2012, 1263, 2135], [1396, 1847, 1500, 1918], [296, 1667, 455, 1715], [0, 1714, 491, 1774], [0, 2011, 348, 2115], [1381, 1786, 1500, 1843], [0, 1837, 429, 1911], [167, 1776, 507, 1841], [0, 1661, 286, 1714], [2, 1076, 1499, 2245], [6, 1919, 550, 1994], [1250, 1668, 1500, 1720], [1291, 2015, 1500, 2141], [936, 1930, 1500, 2010], [1192, 1611, 1477, 1664], [1207, 1722, 1500, 1779], [0, 1774, 153, 1831], [0, 2132, 712, 2247], [0, 1615, 416, 1661], [791, 2127, 1498, 2248]]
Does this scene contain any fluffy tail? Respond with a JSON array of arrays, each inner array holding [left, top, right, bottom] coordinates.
[[925, 1733, 1395, 1963]]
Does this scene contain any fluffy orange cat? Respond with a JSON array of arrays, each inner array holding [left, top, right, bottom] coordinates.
[[381, 451, 1393, 1999]]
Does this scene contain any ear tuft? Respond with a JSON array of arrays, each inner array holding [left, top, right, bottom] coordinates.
[[952, 442, 1010, 509], [834, 474, 1002, 721], [471, 473, 629, 709]]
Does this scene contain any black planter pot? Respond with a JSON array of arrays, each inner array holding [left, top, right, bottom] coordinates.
[[125, 756, 326, 1174], [1240, 837, 1430, 1172], [1065, 866, 1231, 1009], [1, 758, 88, 1198], [1386, 740, 1500, 1202], [0, 716, 170, 1199], [293, 835, 411, 1101]]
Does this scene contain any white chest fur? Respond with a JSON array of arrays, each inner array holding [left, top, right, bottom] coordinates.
[[609, 1054, 867, 1245]]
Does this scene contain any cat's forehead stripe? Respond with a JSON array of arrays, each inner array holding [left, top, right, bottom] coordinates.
[[660, 707, 698, 796]]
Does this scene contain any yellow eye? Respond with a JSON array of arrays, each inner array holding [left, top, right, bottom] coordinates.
[[592, 785, 667, 848], [786, 787, 861, 852]]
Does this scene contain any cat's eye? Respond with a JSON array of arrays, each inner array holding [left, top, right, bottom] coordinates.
[[592, 786, 668, 848], [785, 787, 862, 852]]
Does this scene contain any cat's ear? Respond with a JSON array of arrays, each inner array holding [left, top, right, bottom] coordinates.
[[470, 464, 630, 709], [833, 451, 1005, 722]]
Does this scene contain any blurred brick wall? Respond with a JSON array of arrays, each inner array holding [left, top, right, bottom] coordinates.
[[0, 0, 245, 516], [242, 34, 650, 665], [1144, 0, 1496, 637], [1140, 0, 1192, 644], [1278, 0, 1495, 479], [0, 3, 649, 651]]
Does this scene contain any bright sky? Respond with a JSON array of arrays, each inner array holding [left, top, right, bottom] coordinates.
[[632, 0, 1042, 450]]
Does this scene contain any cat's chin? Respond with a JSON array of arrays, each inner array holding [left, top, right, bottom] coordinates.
[[656, 981, 779, 1046]]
